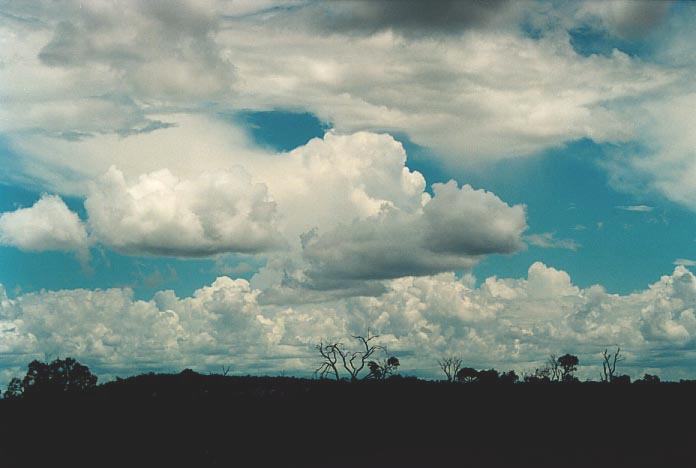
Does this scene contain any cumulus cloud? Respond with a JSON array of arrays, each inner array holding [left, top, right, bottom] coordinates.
[[3, 129, 526, 283], [300, 180, 526, 282], [256, 131, 429, 242], [0, 164, 285, 259], [3, 263, 696, 385], [84, 166, 283, 257], [0, 195, 89, 262]]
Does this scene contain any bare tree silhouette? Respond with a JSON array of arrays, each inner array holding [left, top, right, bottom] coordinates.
[[315, 340, 341, 380], [315, 330, 385, 381], [601, 347, 625, 383], [437, 356, 463, 382], [338, 331, 383, 381]]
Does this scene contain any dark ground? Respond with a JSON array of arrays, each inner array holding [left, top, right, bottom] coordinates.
[[1, 372, 695, 467]]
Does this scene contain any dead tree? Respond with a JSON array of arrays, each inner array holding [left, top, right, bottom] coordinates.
[[315, 331, 386, 381], [337, 331, 383, 381], [315, 340, 341, 381], [601, 347, 624, 383], [547, 354, 562, 382], [220, 365, 231, 376], [437, 356, 463, 382]]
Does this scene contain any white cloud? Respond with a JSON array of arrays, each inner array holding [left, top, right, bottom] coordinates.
[[0, 0, 675, 170], [2, 0, 691, 229], [0, 194, 89, 263], [2, 113, 267, 195], [224, 23, 670, 162], [607, 92, 696, 211], [84, 166, 283, 257], [256, 131, 429, 242], [299, 180, 526, 282], [616, 205, 654, 212], [526, 232, 580, 250], [2, 129, 527, 281], [3, 263, 696, 385]]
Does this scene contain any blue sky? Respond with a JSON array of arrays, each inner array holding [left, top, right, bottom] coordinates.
[[3, 0, 696, 382]]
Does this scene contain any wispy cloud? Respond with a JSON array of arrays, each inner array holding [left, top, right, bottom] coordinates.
[[526, 232, 580, 251], [674, 258, 696, 267], [616, 205, 654, 212]]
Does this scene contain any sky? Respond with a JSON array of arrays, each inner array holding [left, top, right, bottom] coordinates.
[[2, 0, 696, 384]]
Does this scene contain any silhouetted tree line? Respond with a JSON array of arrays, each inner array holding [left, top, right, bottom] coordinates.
[[433, 346, 670, 386], [436, 348, 664, 385], [0, 345, 679, 400]]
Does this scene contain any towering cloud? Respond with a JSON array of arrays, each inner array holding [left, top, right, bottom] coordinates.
[[84, 167, 283, 257], [0, 130, 527, 285]]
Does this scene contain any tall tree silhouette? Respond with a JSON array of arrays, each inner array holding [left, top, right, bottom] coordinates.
[[557, 354, 579, 382], [21, 357, 97, 397]]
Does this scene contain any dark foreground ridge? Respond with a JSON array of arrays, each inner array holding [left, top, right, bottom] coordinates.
[[2, 367, 696, 467]]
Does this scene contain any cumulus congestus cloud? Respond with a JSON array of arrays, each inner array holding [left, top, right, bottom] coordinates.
[[0, 130, 526, 282]]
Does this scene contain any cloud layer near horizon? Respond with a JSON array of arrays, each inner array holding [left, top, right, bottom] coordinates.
[[2, 262, 696, 385]]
